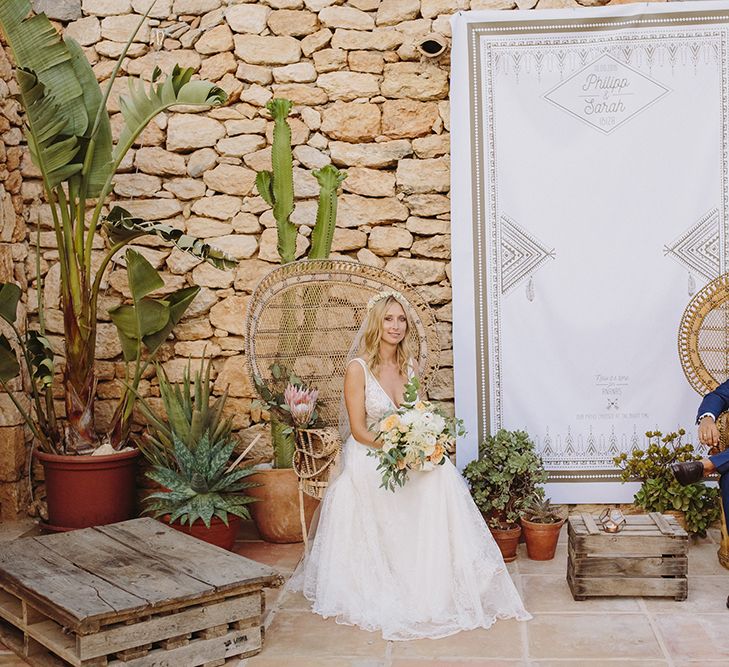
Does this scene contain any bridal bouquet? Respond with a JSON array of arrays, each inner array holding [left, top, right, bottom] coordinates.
[[368, 378, 464, 491]]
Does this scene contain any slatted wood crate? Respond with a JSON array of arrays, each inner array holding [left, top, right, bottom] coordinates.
[[0, 517, 283, 666], [567, 512, 688, 601]]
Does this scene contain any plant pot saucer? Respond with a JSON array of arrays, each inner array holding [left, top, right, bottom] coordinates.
[[38, 521, 85, 533]]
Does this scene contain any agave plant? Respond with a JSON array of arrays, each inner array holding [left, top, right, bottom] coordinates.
[[143, 432, 257, 528], [0, 1, 234, 454]]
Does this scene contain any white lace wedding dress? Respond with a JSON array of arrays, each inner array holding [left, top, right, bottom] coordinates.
[[290, 358, 530, 640]]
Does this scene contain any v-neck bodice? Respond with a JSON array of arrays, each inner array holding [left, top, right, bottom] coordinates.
[[349, 358, 412, 428]]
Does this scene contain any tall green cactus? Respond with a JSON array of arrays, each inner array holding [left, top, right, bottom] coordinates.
[[309, 165, 348, 260], [256, 98, 296, 264]]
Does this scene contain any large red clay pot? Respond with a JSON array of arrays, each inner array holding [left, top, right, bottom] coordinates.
[[521, 517, 565, 560], [163, 515, 242, 551], [36, 449, 140, 531], [489, 523, 522, 562], [247, 468, 319, 543]]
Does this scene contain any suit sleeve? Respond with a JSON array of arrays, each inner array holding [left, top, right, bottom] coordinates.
[[697, 379, 729, 422]]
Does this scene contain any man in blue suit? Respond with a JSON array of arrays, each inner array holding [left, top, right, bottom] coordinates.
[[672, 379, 729, 523]]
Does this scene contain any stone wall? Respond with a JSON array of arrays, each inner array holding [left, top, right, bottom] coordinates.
[[5, 0, 665, 516]]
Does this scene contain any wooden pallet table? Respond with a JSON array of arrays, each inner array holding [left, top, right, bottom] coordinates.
[[567, 511, 688, 601], [0, 517, 283, 666]]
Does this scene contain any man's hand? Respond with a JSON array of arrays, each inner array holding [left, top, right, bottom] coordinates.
[[699, 415, 720, 447]]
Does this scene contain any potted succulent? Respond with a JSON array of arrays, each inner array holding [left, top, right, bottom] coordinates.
[[136, 358, 257, 550], [0, 3, 232, 529], [463, 429, 546, 562], [520, 496, 565, 560], [250, 365, 320, 542]]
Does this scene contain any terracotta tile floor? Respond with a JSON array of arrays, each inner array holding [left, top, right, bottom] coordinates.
[[1, 520, 728, 666]]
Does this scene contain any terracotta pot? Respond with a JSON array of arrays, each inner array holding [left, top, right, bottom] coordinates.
[[247, 468, 319, 543], [489, 523, 522, 562], [35, 449, 140, 532], [521, 517, 565, 560], [162, 515, 241, 551]]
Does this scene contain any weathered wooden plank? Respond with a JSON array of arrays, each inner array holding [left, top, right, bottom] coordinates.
[[569, 532, 687, 556], [0, 619, 68, 667], [38, 526, 215, 609], [77, 594, 260, 660], [580, 513, 600, 535], [106, 627, 262, 667], [95, 519, 282, 592], [568, 572, 687, 598], [0, 540, 146, 632], [648, 512, 675, 535], [568, 542, 687, 578]]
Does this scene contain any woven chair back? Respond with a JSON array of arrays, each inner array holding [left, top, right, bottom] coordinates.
[[244, 259, 441, 429]]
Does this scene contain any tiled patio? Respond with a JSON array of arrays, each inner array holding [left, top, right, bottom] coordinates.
[[1, 519, 728, 666]]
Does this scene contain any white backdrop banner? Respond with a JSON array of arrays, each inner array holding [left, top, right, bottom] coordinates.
[[450, 2, 729, 501]]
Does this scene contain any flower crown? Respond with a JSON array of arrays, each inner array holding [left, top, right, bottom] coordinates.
[[366, 289, 407, 313]]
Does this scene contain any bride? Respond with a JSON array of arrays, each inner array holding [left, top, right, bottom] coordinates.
[[290, 290, 530, 640]]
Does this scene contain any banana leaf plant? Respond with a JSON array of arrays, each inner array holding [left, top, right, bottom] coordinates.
[[0, 1, 234, 454]]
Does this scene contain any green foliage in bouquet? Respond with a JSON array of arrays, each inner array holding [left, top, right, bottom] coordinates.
[[463, 429, 546, 529], [143, 432, 257, 528], [613, 429, 720, 536]]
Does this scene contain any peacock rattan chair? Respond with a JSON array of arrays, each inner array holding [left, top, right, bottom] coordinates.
[[244, 259, 441, 545], [678, 272, 729, 568]]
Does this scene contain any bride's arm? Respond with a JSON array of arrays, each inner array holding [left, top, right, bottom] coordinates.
[[344, 362, 379, 448]]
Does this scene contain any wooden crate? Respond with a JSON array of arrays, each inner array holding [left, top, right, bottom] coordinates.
[[0, 518, 283, 666], [567, 512, 688, 601]]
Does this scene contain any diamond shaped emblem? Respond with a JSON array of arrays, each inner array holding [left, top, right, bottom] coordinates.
[[544, 54, 669, 134]]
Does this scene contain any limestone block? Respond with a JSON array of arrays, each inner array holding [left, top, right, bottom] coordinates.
[[258, 227, 309, 262], [368, 225, 413, 255], [412, 133, 450, 159], [117, 199, 182, 220], [191, 195, 243, 220], [232, 213, 261, 234], [427, 368, 454, 400], [125, 50, 201, 80], [184, 286, 218, 318], [330, 139, 411, 168], [166, 247, 204, 274], [331, 28, 403, 51], [312, 48, 348, 74], [217, 134, 267, 157], [382, 62, 449, 100], [186, 217, 232, 237], [0, 427, 25, 483], [319, 6, 374, 30], [0, 246, 13, 283], [65, 16, 101, 46], [318, 72, 380, 101], [268, 9, 319, 36], [0, 480, 30, 519], [32, 0, 81, 21], [206, 234, 258, 260], [356, 247, 385, 268], [225, 4, 271, 33], [432, 15, 452, 36], [167, 114, 225, 151], [385, 257, 446, 284], [195, 24, 234, 54], [240, 83, 274, 107], [301, 28, 333, 56], [101, 15, 151, 42], [175, 340, 221, 357], [174, 317, 214, 340], [338, 194, 408, 228], [109, 268, 186, 299], [349, 50, 384, 74], [421, 0, 469, 18], [418, 283, 452, 306], [210, 294, 249, 335], [95, 40, 146, 59], [271, 83, 328, 105], [331, 228, 367, 252], [96, 322, 123, 359], [134, 147, 186, 176], [396, 157, 450, 194], [381, 100, 439, 139], [308, 132, 328, 150], [320, 102, 380, 142], [406, 216, 450, 235], [200, 7, 226, 29], [213, 356, 256, 398], [244, 147, 272, 171], [404, 193, 450, 216], [234, 35, 301, 65], [192, 262, 235, 288], [411, 233, 450, 259], [234, 258, 273, 292], [163, 177, 207, 200], [342, 167, 395, 197], [290, 167, 316, 198], [198, 52, 236, 80], [132, 0, 172, 18], [272, 62, 318, 83], [377, 0, 420, 25], [113, 173, 162, 198], [83, 0, 131, 14], [349, 0, 379, 9], [173, 0, 221, 14], [187, 147, 218, 177], [293, 145, 329, 170], [225, 118, 268, 136]]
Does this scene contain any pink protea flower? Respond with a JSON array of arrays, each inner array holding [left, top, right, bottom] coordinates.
[[283, 383, 319, 428]]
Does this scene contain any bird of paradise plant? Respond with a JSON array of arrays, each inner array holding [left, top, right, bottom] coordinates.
[[0, 1, 234, 455]]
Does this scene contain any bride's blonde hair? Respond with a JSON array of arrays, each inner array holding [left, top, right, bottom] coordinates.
[[360, 294, 414, 378]]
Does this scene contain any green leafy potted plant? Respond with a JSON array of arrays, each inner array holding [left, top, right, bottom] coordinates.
[[250, 364, 321, 542], [614, 429, 720, 536], [463, 429, 546, 561], [136, 358, 257, 550], [520, 496, 565, 560], [0, 2, 232, 530]]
